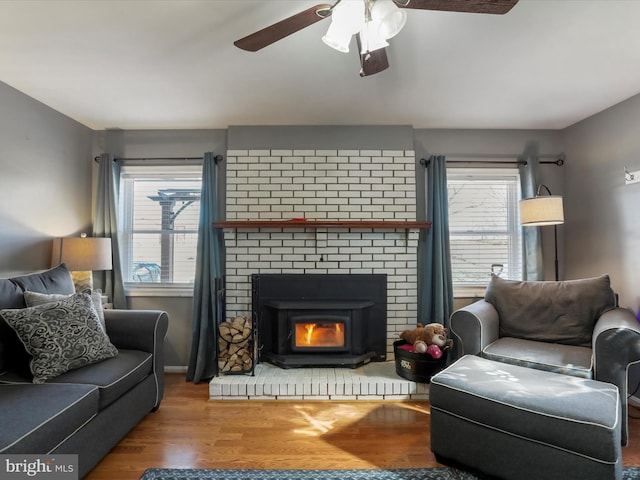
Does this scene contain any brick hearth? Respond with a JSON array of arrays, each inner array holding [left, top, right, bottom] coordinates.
[[209, 362, 430, 401]]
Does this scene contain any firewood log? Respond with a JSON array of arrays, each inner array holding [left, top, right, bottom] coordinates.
[[217, 316, 254, 373]]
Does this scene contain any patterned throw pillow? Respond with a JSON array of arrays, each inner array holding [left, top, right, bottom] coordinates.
[[23, 289, 106, 330], [0, 293, 118, 383]]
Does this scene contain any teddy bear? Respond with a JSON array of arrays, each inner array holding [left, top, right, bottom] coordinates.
[[399, 322, 453, 359]]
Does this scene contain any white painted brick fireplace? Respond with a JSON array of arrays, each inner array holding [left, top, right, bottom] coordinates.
[[222, 148, 420, 360]]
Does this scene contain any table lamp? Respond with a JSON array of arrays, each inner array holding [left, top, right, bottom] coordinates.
[[51, 234, 112, 291]]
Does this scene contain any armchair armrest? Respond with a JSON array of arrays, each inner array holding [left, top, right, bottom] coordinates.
[[104, 309, 169, 408], [593, 307, 640, 382], [593, 307, 640, 446], [449, 299, 500, 359]]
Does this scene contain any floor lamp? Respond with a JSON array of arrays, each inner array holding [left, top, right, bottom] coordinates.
[[51, 234, 112, 291], [519, 185, 564, 281]]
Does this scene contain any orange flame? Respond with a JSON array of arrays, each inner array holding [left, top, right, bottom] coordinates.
[[295, 322, 345, 347]]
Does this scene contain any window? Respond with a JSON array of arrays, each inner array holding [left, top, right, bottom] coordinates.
[[447, 168, 522, 288], [118, 164, 201, 292]]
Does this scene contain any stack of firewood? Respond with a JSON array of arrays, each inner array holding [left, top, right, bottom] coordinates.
[[217, 316, 253, 373]]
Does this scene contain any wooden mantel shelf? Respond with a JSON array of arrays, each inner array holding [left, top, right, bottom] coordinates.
[[213, 220, 431, 229]]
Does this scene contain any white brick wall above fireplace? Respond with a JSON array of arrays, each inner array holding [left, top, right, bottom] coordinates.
[[226, 149, 416, 221], [222, 148, 420, 359]]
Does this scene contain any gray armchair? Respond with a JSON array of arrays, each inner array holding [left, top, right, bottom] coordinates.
[[450, 274, 640, 445]]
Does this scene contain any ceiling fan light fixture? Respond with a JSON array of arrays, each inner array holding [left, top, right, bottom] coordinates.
[[322, 0, 365, 52], [331, 0, 366, 33], [233, 0, 519, 77], [371, 0, 407, 39], [359, 20, 389, 54], [322, 22, 353, 52]]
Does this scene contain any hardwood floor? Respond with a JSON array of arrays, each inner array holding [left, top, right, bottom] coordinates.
[[85, 373, 640, 480]]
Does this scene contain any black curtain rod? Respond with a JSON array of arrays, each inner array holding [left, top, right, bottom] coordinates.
[[94, 155, 224, 162], [118, 156, 204, 161], [419, 154, 565, 168]]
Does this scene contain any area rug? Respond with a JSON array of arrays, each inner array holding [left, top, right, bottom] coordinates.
[[140, 467, 640, 480]]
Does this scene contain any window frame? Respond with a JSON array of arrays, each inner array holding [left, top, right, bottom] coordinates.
[[118, 163, 202, 296], [446, 167, 523, 297]]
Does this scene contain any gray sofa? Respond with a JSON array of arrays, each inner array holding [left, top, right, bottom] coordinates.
[[450, 274, 640, 446], [0, 264, 169, 478]]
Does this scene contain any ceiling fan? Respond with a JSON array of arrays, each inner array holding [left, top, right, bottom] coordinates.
[[234, 0, 519, 77]]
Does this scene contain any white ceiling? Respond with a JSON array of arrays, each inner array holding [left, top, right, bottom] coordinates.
[[1, 0, 639, 131]]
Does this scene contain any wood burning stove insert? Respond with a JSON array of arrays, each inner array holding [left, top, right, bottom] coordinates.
[[252, 274, 387, 368]]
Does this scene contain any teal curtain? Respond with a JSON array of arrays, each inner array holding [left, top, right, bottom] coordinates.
[[187, 152, 225, 383], [418, 155, 454, 328], [92, 153, 126, 308], [519, 155, 544, 280]]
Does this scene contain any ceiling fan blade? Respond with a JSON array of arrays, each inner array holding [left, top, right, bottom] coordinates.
[[234, 4, 332, 52], [356, 39, 389, 77], [393, 0, 518, 14]]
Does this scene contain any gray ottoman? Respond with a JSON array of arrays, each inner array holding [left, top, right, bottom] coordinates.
[[430, 355, 621, 480]]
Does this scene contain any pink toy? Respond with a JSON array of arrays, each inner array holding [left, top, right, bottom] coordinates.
[[426, 344, 443, 359]]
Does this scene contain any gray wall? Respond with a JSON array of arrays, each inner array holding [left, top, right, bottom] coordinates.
[[0, 81, 93, 276], [95, 128, 227, 159], [562, 92, 640, 312], [227, 125, 414, 150], [562, 93, 640, 402]]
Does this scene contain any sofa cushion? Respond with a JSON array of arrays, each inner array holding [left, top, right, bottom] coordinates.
[[24, 289, 106, 330], [0, 279, 30, 375], [482, 337, 593, 379], [0, 278, 25, 309], [0, 293, 118, 383], [48, 349, 152, 409], [9, 264, 76, 296], [0, 383, 99, 453], [484, 274, 616, 347]]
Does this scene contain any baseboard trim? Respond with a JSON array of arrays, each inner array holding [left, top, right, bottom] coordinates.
[[165, 366, 188, 373]]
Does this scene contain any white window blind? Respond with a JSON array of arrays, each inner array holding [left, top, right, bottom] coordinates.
[[447, 168, 522, 286], [119, 165, 202, 290]]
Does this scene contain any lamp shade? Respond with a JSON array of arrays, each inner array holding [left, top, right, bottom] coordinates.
[[519, 196, 564, 226], [359, 20, 389, 54], [322, 20, 354, 52], [371, 0, 407, 39], [322, 0, 365, 52], [51, 237, 112, 271]]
